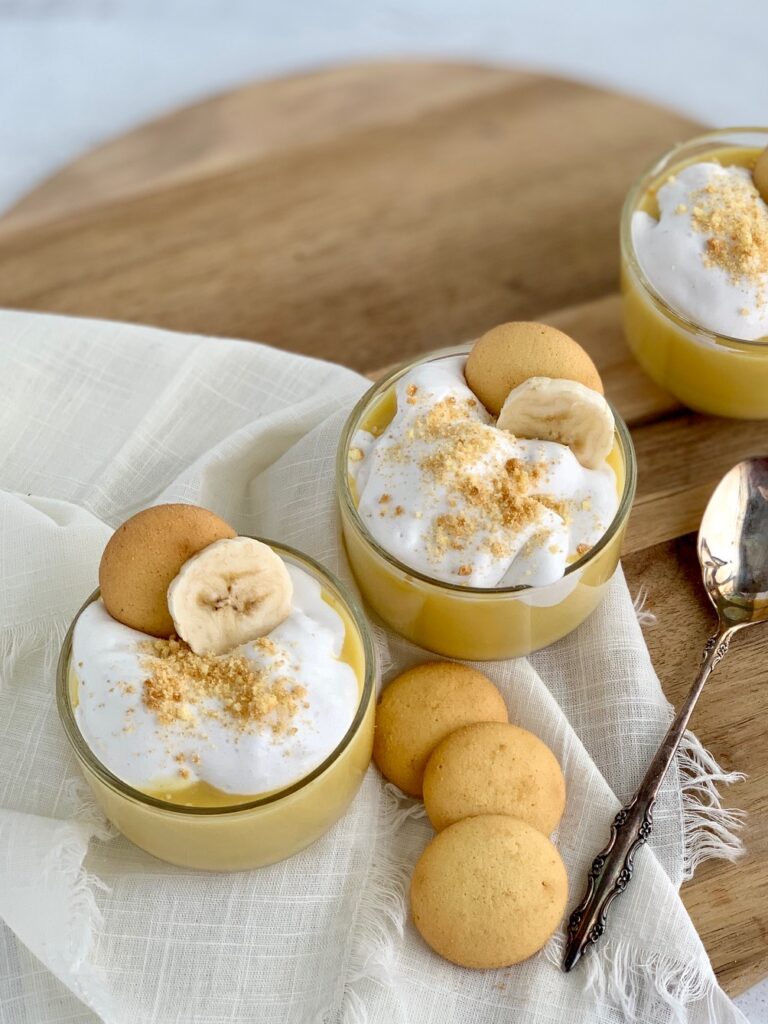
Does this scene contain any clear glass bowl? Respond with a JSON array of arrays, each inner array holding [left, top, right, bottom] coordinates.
[[620, 127, 768, 419], [336, 346, 637, 661], [57, 541, 377, 871]]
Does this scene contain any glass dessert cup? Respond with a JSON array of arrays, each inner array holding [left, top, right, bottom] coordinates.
[[337, 346, 637, 661], [57, 541, 377, 872], [621, 127, 768, 419]]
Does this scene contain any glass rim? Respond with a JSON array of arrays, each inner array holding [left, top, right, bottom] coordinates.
[[336, 344, 637, 596], [56, 538, 377, 817], [620, 125, 768, 351]]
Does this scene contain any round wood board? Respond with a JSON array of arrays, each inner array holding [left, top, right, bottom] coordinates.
[[1, 61, 765, 996]]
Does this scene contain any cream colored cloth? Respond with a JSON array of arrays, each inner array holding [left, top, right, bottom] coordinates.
[[0, 310, 747, 1024]]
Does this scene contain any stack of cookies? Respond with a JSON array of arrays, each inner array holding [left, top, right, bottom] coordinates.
[[373, 662, 568, 970]]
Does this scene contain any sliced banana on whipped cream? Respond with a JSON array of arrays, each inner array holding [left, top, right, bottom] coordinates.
[[497, 376, 615, 470], [167, 536, 293, 655]]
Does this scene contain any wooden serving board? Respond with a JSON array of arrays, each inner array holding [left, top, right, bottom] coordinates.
[[1, 62, 766, 996]]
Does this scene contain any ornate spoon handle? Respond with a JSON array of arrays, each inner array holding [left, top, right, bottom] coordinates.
[[562, 626, 736, 972]]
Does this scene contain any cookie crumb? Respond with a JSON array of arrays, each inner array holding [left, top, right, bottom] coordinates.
[[689, 171, 768, 307], [140, 638, 307, 736]]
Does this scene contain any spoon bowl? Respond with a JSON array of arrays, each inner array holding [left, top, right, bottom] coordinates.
[[698, 456, 768, 626]]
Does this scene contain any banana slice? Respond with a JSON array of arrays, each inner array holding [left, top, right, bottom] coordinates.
[[167, 537, 293, 655], [497, 377, 614, 469]]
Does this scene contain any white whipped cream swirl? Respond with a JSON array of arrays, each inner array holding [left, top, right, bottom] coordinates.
[[348, 356, 618, 588], [631, 162, 768, 341], [72, 563, 359, 798]]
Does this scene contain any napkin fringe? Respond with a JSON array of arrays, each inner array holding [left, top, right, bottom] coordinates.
[[325, 785, 424, 1024], [1, 811, 118, 1024], [544, 731, 746, 1024], [60, 775, 118, 837], [1, 619, 117, 1022], [547, 933, 742, 1024], [43, 821, 114, 1018], [678, 731, 746, 880], [0, 614, 70, 692], [632, 587, 656, 628]]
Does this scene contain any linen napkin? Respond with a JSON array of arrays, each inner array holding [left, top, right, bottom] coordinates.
[[0, 309, 748, 1024]]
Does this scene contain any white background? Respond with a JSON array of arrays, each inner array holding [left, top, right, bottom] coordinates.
[[0, 1, 766, 1021]]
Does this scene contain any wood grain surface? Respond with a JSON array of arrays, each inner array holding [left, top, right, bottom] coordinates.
[[1, 61, 765, 997]]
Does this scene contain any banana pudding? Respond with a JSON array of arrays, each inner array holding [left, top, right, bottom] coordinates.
[[57, 505, 376, 870], [338, 324, 636, 660], [621, 128, 768, 418]]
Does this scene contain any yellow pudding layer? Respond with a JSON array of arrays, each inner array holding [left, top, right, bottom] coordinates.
[[58, 546, 376, 871], [339, 352, 635, 661], [621, 137, 768, 419]]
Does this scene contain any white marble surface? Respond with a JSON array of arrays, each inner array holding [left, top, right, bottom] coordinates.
[[0, 2, 766, 1020]]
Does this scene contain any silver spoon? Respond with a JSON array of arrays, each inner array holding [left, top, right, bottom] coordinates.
[[563, 456, 768, 972]]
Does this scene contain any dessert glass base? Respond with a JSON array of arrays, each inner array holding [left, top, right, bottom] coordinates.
[[337, 346, 636, 661], [57, 542, 376, 871], [621, 128, 768, 420]]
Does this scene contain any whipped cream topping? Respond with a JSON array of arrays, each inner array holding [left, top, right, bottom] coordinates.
[[348, 356, 618, 588], [72, 563, 359, 798], [632, 162, 768, 340]]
